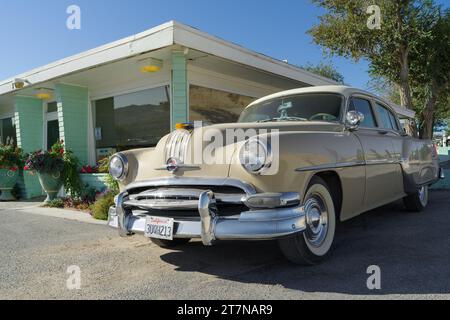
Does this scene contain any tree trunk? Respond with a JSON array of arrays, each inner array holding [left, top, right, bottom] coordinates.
[[419, 87, 438, 140], [398, 49, 417, 137]]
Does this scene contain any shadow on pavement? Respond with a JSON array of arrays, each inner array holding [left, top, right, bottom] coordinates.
[[160, 191, 450, 295]]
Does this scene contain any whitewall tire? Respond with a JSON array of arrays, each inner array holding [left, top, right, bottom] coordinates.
[[278, 176, 336, 265]]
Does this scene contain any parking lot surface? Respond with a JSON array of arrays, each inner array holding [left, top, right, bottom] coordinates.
[[0, 191, 449, 300]]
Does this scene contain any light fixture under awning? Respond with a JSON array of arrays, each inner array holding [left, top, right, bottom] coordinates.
[[138, 58, 163, 73], [34, 88, 53, 100]]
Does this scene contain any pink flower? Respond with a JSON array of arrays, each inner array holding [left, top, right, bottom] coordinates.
[[23, 165, 30, 171]]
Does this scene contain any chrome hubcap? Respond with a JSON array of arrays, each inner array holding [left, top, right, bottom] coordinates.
[[304, 195, 328, 247], [419, 186, 428, 206]]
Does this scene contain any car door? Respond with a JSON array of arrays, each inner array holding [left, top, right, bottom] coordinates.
[[349, 96, 402, 210]]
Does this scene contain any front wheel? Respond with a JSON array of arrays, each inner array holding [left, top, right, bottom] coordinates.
[[278, 176, 336, 265], [403, 186, 429, 212]]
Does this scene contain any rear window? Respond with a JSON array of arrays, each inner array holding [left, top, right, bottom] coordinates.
[[375, 103, 399, 130]]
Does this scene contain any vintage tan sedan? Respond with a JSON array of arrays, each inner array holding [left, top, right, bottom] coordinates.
[[107, 86, 443, 265]]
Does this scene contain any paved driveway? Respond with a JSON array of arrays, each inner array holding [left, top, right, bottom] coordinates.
[[0, 191, 449, 300]]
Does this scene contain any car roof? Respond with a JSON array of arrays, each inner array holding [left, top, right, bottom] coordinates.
[[246, 85, 416, 119]]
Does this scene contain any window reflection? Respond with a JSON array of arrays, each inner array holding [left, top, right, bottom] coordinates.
[[189, 85, 256, 124], [94, 86, 170, 153]]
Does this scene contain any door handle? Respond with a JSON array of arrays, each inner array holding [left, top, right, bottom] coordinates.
[[378, 130, 389, 135]]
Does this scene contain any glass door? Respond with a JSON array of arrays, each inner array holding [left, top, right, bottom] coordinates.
[[44, 102, 60, 150]]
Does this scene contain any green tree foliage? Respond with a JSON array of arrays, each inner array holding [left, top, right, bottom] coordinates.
[[309, 0, 449, 139], [303, 62, 345, 84]]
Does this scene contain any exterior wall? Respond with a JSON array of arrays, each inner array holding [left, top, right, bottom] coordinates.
[[432, 147, 450, 190], [14, 96, 43, 198], [171, 51, 188, 130], [56, 84, 89, 166], [188, 64, 284, 99]]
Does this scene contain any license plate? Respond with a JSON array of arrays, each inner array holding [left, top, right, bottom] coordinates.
[[145, 216, 174, 240]]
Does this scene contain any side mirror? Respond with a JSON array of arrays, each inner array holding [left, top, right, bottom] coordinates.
[[346, 111, 365, 131]]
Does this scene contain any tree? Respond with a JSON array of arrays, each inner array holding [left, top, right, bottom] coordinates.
[[409, 8, 450, 138], [308, 0, 448, 138], [302, 62, 345, 84]]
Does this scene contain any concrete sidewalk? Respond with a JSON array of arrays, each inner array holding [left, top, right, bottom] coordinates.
[[0, 198, 107, 226]]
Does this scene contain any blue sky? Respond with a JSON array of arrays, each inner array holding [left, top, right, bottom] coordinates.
[[0, 0, 446, 91]]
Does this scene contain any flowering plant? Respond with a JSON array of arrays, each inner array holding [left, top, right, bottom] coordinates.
[[0, 143, 24, 171], [24, 140, 84, 198], [24, 140, 65, 174], [80, 165, 98, 174]]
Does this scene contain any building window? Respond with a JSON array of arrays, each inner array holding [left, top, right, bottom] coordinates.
[[189, 85, 256, 125], [94, 86, 171, 154], [0, 117, 16, 146]]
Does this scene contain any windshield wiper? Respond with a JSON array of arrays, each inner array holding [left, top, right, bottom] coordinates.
[[257, 117, 307, 123]]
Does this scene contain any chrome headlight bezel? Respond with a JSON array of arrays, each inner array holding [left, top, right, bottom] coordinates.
[[239, 138, 272, 175], [109, 153, 129, 181]]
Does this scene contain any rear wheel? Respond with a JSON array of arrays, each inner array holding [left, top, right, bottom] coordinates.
[[150, 238, 191, 248], [403, 186, 429, 212], [278, 176, 336, 265]]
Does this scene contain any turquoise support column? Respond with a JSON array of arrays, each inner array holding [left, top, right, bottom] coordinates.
[[171, 51, 188, 130], [55, 84, 89, 166], [14, 96, 43, 199]]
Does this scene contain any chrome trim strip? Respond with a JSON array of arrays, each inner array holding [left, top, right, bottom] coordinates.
[[295, 159, 403, 172], [295, 161, 365, 172], [125, 177, 257, 195], [127, 188, 246, 205], [124, 199, 199, 210]]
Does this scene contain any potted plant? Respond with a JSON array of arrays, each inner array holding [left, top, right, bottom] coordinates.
[[0, 141, 24, 201], [24, 140, 82, 203]]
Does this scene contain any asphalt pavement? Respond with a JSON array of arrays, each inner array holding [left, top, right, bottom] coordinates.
[[0, 191, 449, 300]]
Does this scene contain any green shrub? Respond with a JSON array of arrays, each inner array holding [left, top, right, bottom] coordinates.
[[45, 198, 65, 208], [91, 192, 115, 221]]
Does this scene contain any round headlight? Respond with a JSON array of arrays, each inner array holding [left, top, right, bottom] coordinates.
[[109, 153, 128, 181], [239, 139, 271, 174]]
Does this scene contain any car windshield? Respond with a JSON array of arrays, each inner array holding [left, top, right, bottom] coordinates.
[[238, 93, 344, 123]]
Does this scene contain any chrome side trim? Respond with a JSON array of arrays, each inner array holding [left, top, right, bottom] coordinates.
[[295, 159, 404, 172], [295, 161, 365, 172], [125, 177, 257, 195], [365, 159, 402, 166]]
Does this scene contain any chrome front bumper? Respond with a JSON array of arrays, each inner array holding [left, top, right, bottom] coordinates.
[[108, 189, 306, 246]]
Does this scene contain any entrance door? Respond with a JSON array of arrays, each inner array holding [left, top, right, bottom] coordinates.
[[44, 102, 60, 150]]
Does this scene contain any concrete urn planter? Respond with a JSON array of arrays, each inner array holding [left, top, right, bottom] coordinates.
[[38, 172, 63, 203], [0, 168, 19, 201]]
